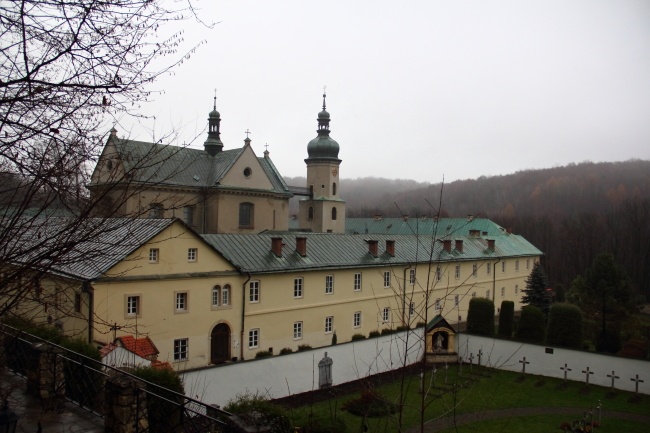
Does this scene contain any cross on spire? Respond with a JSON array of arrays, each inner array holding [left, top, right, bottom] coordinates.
[[213, 88, 217, 110], [245, 129, 251, 139], [322, 85, 327, 110]]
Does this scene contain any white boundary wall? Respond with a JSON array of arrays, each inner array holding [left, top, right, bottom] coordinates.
[[457, 334, 650, 395], [182, 329, 425, 406]]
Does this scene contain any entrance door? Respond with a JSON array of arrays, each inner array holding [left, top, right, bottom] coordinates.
[[211, 323, 231, 364]]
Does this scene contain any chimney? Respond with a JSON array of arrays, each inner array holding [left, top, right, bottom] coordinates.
[[487, 239, 495, 250], [455, 240, 463, 253], [506, 227, 512, 234], [386, 240, 395, 257], [402, 215, 409, 221], [469, 229, 480, 237], [296, 237, 307, 257], [271, 237, 283, 257], [367, 240, 379, 257], [442, 239, 452, 253]]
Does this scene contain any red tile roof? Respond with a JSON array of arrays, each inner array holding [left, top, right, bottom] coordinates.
[[116, 335, 159, 360], [151, 360, 173, 371]]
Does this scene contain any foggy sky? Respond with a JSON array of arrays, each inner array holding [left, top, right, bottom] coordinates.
[[118, 0, 650, 183]]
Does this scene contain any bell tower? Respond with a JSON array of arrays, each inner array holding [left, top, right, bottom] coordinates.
[[298, 93, 345, 233]]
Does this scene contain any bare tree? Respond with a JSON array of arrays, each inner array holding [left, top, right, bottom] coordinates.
[[0, 0, 210, 322]]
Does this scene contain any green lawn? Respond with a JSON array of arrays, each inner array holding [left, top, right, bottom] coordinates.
[[280, 366, 650, 433]]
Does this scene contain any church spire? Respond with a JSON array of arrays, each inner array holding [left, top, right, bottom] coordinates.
[[204, 90, 224, 156]]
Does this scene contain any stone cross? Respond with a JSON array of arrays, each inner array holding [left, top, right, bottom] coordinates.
[[561, 363, 572, 383], [477, 349, 483, 367], [582, 367, 594, 386], [607, 371, 619, 390], [432, 366, 437, 388], [630, 374, 645, 395], [519, 357, 530, 375], [444, 362, 449, 384]]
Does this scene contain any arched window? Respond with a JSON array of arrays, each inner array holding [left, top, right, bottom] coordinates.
[[239, 202, 254, 228], [212, 285, 231, 307], [149, 203, 163, 218], [308, 206, 314, 220], [332, 182, 337, 195], [331, 207, 337, 220]]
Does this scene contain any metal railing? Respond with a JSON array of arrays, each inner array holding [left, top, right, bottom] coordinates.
[[1, 324, 233, 432]]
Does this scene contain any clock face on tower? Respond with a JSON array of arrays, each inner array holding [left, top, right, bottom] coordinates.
[[331, 168, 338, 176]]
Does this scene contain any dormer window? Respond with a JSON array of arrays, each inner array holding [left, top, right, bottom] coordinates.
[[243, 167, 252, 177]]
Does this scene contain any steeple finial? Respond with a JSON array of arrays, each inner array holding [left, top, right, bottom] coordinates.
[[322, 85, 327, 110], [213, 88, 217, 110]]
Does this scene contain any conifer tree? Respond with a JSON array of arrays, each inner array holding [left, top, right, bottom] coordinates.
[[522, 262, 552, 315]]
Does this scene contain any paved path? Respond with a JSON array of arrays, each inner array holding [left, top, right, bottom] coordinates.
[[407, 406, 650, 432]]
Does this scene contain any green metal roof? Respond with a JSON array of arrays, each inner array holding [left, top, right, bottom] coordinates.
[[92, 137, 291, 196], [200, 231, 542, 274], [344, 217, 508, 237]]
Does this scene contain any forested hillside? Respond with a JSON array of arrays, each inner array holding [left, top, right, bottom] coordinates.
[[286, 160, 650, 300]]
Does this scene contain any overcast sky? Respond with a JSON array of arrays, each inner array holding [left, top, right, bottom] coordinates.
[[118, 0, 650, 184]]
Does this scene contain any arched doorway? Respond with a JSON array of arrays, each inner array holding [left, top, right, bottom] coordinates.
[[211, 323, 231, 364]]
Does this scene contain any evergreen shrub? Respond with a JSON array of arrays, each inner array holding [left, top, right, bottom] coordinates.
[[297, 344, 312, 352], [255, 350, 272, 358], [351, 333, 366, 341], [545, 303, 583, 348], [515, 305, 545, 343], [132, 366, 185, 432], [368, 330, 381, 338], [225, 391, 290, 433], [498, 301, 515, 337], [279, 347, 293, 355], [467, 298, 495, 336], [380, 328, 394, 335]]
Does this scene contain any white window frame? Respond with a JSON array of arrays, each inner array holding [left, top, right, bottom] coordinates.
[[526, 259, 530, 270], [515, 284, 519, 295], [149, 248, 159, 263], [472, 264, 477, 277], [486, 263, 491, 275], [409, 302, 415, 316], [486, 290, 491, 299], [501, 287, 505, 297], [175, 292, 188, 313], [383, 271, 391, 288], [248, 329, 259, 348], [249, 281, 260, 303], [126, 295, 140, 317], [354, 273, 362, 291], [436, 266, 442, 281], [409, 269, 416, 285], [472, 292, 476, 298], [294, 277, 303, 298], [173, 338, 188, 361], [293, 321, 303, 340], [382, 307, 390, 323], [435, 298, 441, 311], [353, 311, 361, 328], [188, 248, 197, 262], [325, 316, 333, 333], [502, 261, 506, 273], [515, 260, 519, 272], [455, 265, 460, 279], [454, 294, 459, 307], [325, 275, 334, 295]]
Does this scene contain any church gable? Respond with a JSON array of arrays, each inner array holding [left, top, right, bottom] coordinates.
[[90, 136, 127, 186], [219, 145, 274, 190]]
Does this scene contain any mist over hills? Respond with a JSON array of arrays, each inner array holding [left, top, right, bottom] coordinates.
[[286, 159, 650, 298]]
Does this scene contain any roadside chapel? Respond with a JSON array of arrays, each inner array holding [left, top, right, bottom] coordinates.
[[425, 315, 458, 364]]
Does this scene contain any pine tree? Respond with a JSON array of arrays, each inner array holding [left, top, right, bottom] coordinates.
[[522, 262, 552, 314]]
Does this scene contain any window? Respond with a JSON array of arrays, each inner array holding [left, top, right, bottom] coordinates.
[[515, 260, 519, 272], [308, 206, 314, 220], [486, 290, 491, 299], [435, 298, 441, 311], [173, 338, 188, 361], [515, 284, 519, 295], [409, 302, 415, 316], [501, 287, 506, 297], [502, 261, 506, 273], [455, 265, 460, 279], [454, 295, 459, 307], [294, 278, 303, 298], [383, 271, 391, 288], [249, 281, 260, 303], [325, 275, 333, 294], [331, 207, 337, 220], [188, 248, 197, 262], [354, 273, 362, 291], [243, 167, 252, 177], [212, 285, 230, 307], [149, 203, 163, 218], [175, 292, 188, 312], [239, 202, 254, 228], [526, 259, 530, 270], [436, 266, 442, 281], [409, 269, 416, 285], [183, 206, 194, 226], [74, 293, 82, 313], [248, 329, 259, 348], [354, 312, 361, 328], [293, 322, 303, 340], [149, 248, 159, 263], [382, 307, 390, 323], [471, 292, 476, 299], [126, 295, 140, 317], [486, 263, 491, 275], [472, 264, 477, 277], [325, 316, 333, 333], [332, 182, 337, 195]]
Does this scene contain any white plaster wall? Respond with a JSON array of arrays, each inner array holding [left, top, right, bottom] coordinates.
[[182, 329, 425, 406], [102, 347, 151, 368], [457, 334, 650, 395]]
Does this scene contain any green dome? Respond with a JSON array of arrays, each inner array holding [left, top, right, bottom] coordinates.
[[209, 108, 220, 118], [307, 134, 340, 160], [318, 109, 330, 119]]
